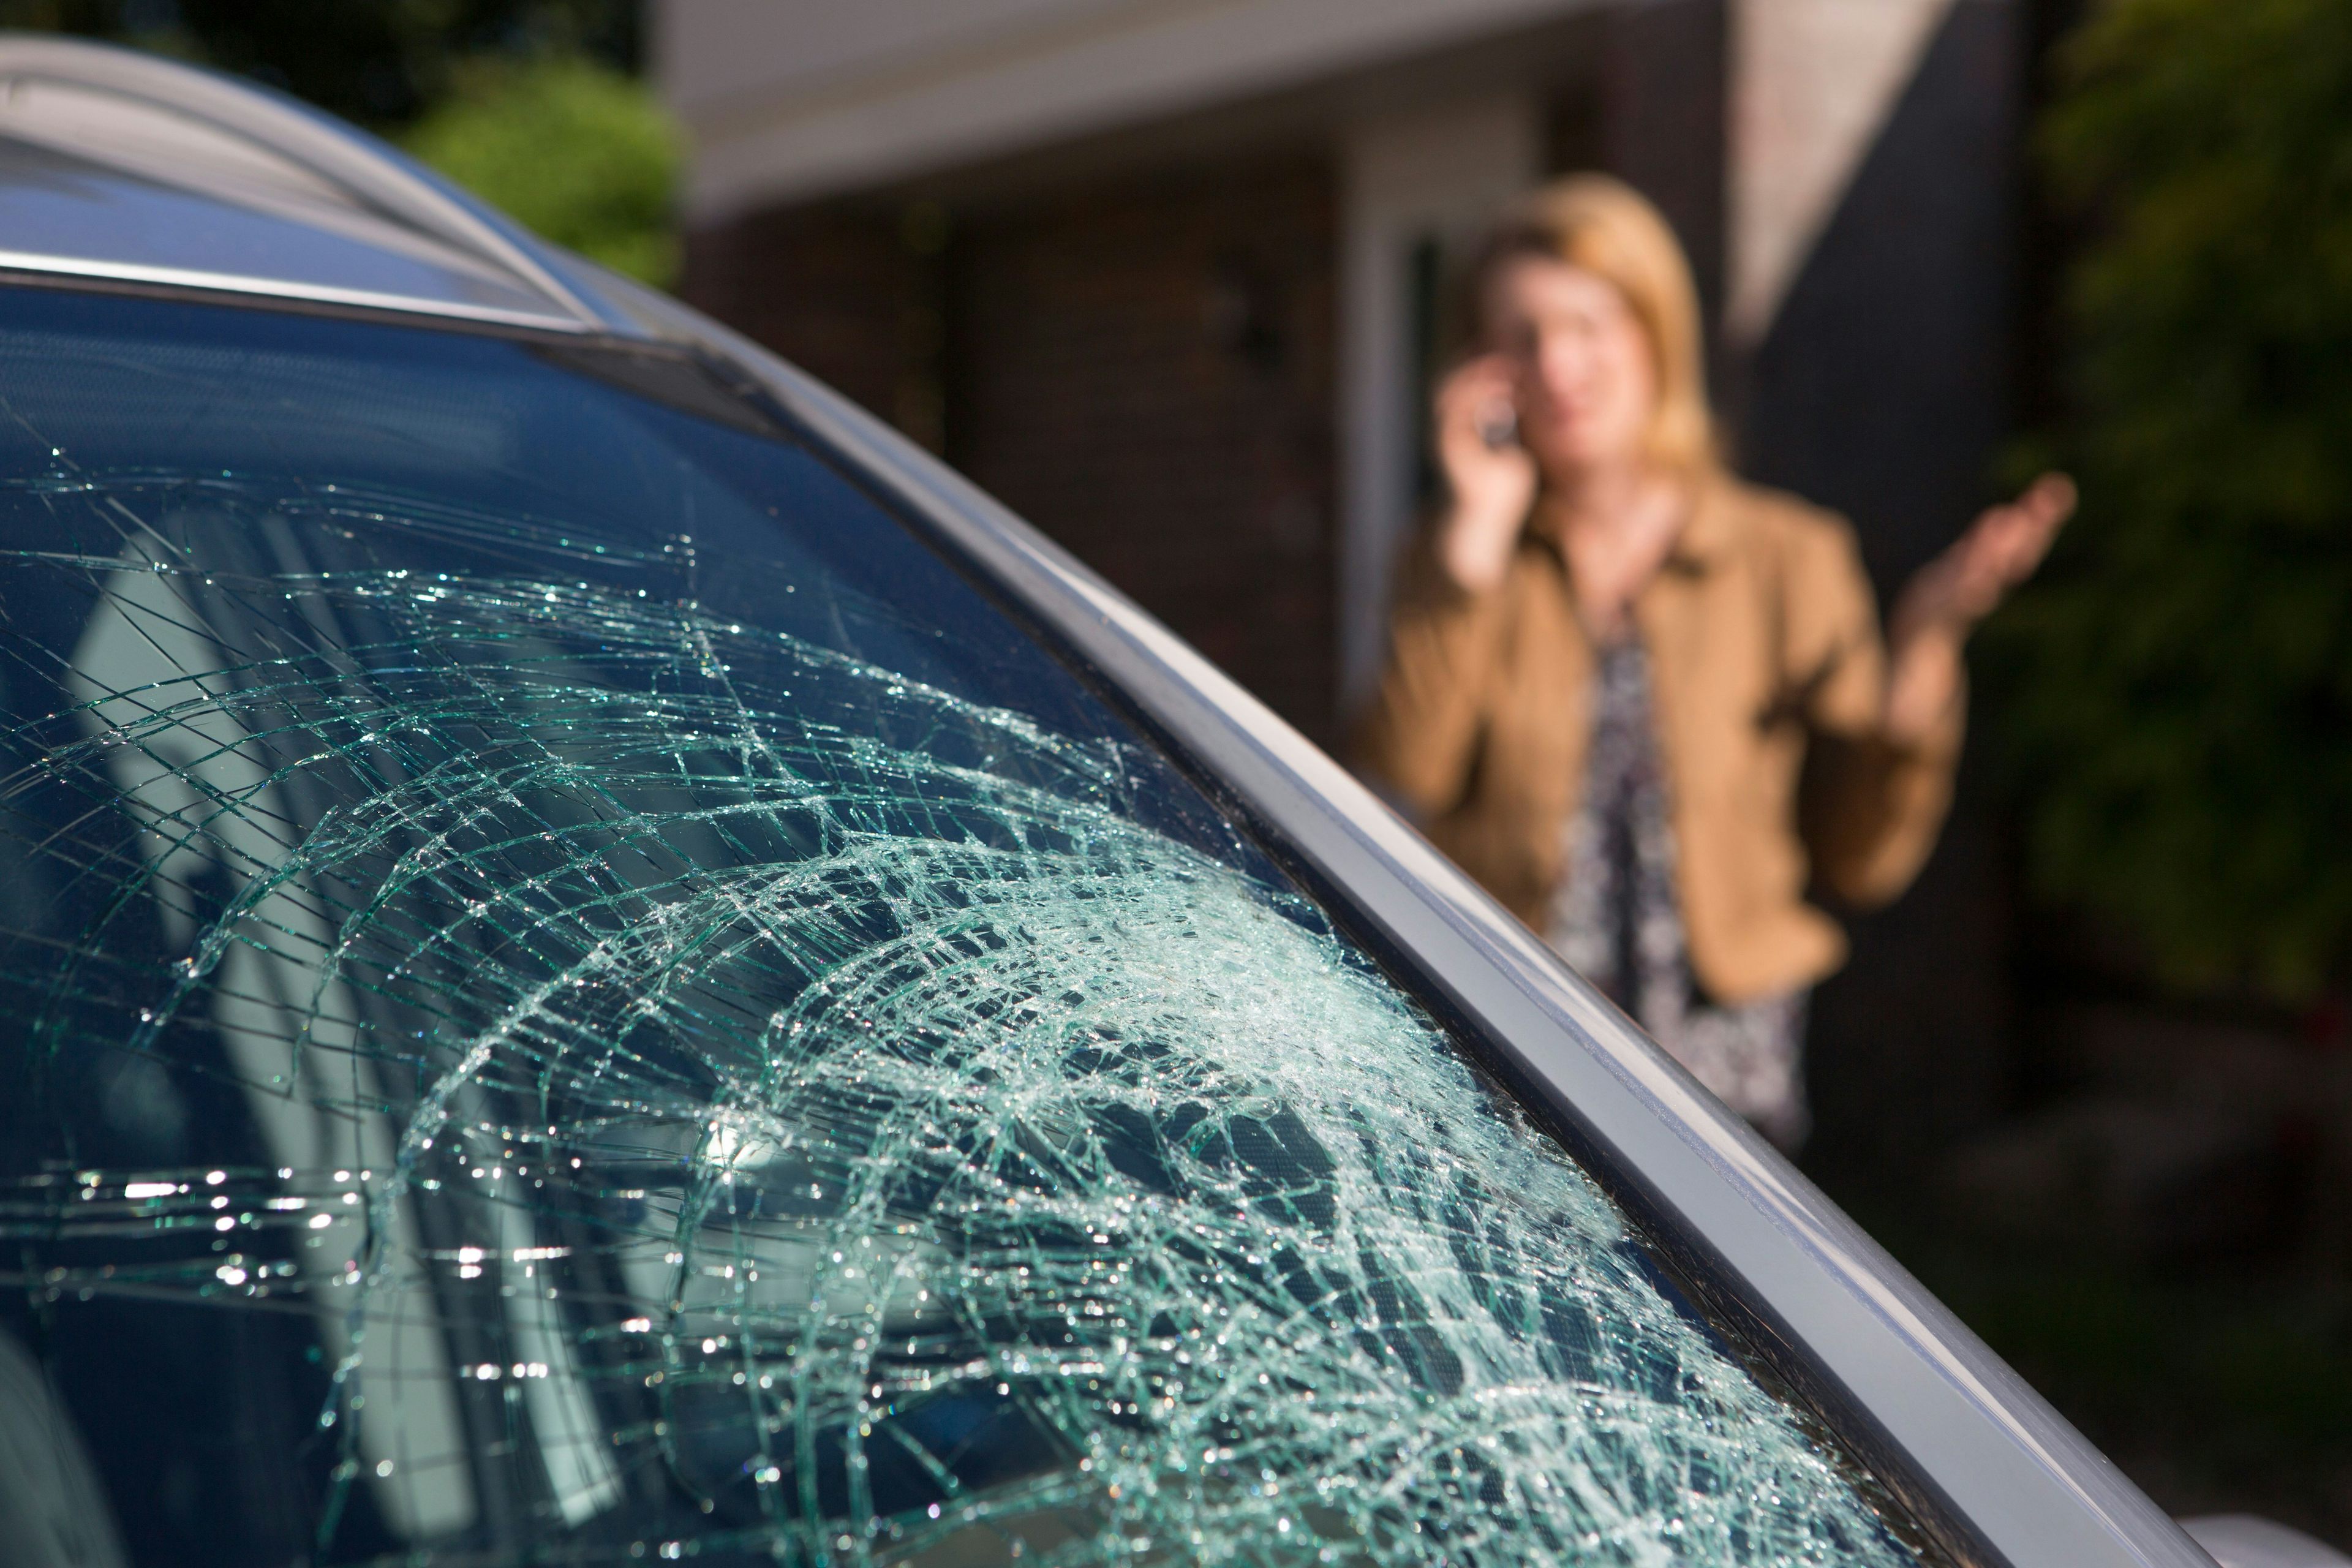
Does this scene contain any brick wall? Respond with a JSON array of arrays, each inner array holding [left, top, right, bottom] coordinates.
[[680, 200, 945, 451], [685, 153, 1341, 746], [945, 156, 1339, 744]]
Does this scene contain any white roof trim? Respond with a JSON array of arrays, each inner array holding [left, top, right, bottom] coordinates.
[[0, 249, 594, 332]]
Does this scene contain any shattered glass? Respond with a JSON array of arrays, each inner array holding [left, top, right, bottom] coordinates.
[[0, 290, 1934, 1567]]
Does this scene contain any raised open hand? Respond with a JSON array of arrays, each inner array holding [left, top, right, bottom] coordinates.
[[1898, 472, 2077, 638], [1883, 472, 2076, 742]]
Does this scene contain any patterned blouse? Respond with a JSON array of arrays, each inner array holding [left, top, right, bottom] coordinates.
[[1546, 636, 1812, 1150]]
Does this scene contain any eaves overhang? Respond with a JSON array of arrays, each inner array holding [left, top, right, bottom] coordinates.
[[663, 0, 1600, 222]]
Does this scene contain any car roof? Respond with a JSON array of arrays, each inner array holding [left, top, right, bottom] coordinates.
[[0, 32, 635, 333], [0, 33, 2218, 1568]]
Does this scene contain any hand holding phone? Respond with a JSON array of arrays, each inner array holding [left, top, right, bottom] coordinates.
[[1433, 354, 1537, 593]]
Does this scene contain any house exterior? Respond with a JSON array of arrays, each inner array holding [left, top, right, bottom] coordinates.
[[655, 0, 2032, 1160]]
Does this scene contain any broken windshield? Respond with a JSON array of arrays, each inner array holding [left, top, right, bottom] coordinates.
[[0, 288, 1934, 1568]]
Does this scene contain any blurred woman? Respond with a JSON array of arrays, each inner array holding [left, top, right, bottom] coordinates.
[[1352, 176, 2072, 1148]]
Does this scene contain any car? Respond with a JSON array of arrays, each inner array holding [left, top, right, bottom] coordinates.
[[0, 33, 2335, 1568]]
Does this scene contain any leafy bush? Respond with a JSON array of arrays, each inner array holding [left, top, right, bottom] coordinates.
[[405, 53, 680, 287], [0, 1, 643, 127], [1992, 0, 2352, 998]]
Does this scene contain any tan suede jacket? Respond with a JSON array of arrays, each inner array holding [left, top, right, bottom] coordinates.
[[1351, 476, 1963, 1005]]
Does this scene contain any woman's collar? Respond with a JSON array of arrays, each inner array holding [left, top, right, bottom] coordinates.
[[1528, 468, 1735, 571], [1662, 470, 1738, 570]]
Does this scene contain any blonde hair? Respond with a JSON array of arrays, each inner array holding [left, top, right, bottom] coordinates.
[[1473, 174, 1719, 475]]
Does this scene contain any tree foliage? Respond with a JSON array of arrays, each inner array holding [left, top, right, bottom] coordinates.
[[0, 2, 679, 288], [404, 55, 680, 287], [0, 0, 639, 128], [1992, 0, 2352, 998]]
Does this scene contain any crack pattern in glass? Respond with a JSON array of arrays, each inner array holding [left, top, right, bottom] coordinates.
[[0, 296, 1929, 1568]]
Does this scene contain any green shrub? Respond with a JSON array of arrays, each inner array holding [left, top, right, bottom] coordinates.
[[404, 53, 680, 288], [1992, 0, 2352, 998]]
